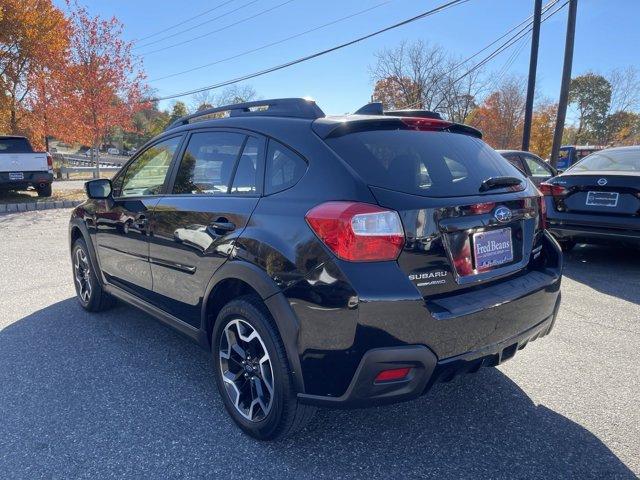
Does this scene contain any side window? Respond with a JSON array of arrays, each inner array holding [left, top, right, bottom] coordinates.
[[265, 140, 307, 195], [118, 136, 181, 197], [524, 156, 552, 177], [172, 132, 245, 195], [230, 137, 261, 195]]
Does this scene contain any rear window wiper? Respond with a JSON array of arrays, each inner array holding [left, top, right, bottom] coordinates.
[[479, 176, 523, 192]]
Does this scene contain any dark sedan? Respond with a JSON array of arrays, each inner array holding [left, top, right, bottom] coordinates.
[[540, 146, 640, 251]]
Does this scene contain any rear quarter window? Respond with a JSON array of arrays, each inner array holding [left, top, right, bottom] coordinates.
[[325, 130, 524, 198]]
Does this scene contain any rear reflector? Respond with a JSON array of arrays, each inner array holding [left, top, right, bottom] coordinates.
[[305, 202, 405, 262], [46, 153, 53, 172], [537, 194, 548, 230], [469, 202, 496, 215], [375, 367, 412, 383]]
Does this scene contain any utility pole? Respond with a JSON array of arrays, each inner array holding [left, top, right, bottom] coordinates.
[[521, 0, 542, 151], [550, 0, 578, 167]]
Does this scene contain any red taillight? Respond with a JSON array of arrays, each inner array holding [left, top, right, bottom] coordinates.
[[537, 194, 548, 230], [374, 367, 412, 383], [538, 182, 567, 196], [46, 153, 53, 171], [305, 202, 405, 262], [401, 117, 452, 131]]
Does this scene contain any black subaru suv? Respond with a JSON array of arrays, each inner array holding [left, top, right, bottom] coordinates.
[[69, 98, 562, 440]]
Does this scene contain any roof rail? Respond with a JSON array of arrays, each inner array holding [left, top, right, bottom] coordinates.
[[353, 102, 443, 120], [165, 97, 325, 131]]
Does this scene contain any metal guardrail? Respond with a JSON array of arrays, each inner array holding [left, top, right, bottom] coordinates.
[[59, 165, 121, 179]]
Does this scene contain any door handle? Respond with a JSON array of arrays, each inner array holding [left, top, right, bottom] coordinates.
[[208, 220, 236, 235]]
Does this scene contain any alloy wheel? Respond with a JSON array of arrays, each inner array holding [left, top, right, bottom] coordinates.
[[219, 319, 274, 422], [74, 248, 92, 303]]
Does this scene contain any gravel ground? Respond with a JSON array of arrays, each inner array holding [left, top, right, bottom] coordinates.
[[0, 209, 638, 479]]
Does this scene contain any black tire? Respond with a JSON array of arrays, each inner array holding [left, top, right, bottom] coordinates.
[[37, 183, 52, 197], [212, 294, 316, 440], [71, 238, 115, 312], [559, 240, 576, 252]]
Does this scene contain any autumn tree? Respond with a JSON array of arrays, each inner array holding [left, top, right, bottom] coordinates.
[[168, 101, 189, 124], [191, 85, 257, 112], [0, 0, 69, 140], [66, 3, 147, 173], [370, 40, 485, 121], [468, 76, 526, 149], [529, 101, 557, 159]]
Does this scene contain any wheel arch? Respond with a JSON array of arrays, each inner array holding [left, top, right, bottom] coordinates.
[[201, 260, 306, 394]]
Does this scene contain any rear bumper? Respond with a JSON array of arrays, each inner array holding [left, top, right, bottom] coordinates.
[[549, 221, 640, 245], [298, 294, 560, 408], [0, 171, 53, 190]]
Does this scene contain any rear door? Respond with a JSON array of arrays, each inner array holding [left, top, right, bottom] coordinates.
[[325, 129, 543, 297], [148, 130, 264, 326]]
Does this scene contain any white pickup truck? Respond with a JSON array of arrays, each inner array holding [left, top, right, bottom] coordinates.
[[0, 136, 53, 197]]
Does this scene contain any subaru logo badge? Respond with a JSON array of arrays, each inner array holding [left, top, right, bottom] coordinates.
[[494, 206, 512, 223], [597, 178, 607, 186]]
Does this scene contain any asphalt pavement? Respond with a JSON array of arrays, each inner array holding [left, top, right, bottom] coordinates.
[[0, 209, 638, 479]]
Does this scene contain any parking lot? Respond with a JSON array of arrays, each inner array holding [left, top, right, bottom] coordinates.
[[0, 209, 638, 479]]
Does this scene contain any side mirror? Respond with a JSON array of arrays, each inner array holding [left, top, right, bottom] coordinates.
[[85, 179, 112, 199]]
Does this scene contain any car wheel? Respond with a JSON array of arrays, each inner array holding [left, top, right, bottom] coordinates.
[[212, 295, 316, 440], [72, 238, 115, 312], [37, 183, 52, 197]]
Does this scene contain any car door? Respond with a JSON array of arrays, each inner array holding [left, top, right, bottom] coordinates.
[[147, 130, 264, 326], [93, 135, 183, 299], [522, 153, 554, 186]]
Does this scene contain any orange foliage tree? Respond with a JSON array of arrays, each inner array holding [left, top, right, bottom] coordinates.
[[65, 3, 147, 170], [529, 101, 557, 159], [0, 0, 69, 143], [468, 77, 526, 149], [372, 76, 423, 110]]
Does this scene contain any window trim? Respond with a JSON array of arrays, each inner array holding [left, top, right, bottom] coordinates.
[[164, 127, 266, 198], [111, 133, 186, 200]]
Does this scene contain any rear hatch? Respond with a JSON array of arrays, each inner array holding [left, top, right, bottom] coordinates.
[[544, 149, 640, 228], [324, 123, 545, 297]]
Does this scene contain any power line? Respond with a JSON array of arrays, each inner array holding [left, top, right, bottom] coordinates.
[[148, 1, 393, 83], [144, 0, 469, 102], [136, 0, 296, 55], [398, 0, 567, 110], [134, 0, 235, 43]]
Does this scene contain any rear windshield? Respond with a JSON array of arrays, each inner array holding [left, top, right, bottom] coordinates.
[[569, 149, 639, 172], [325, 130, 524, 197], [0, 137, 33, 153]]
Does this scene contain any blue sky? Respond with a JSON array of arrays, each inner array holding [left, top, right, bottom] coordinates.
[[55, 0, 640, 116]]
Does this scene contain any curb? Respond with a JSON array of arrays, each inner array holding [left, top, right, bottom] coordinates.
[[0, 200, 83, 214]]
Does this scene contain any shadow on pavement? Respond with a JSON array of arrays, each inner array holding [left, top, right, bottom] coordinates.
[[0, 298, 635, 479], [562, 243, 640, 305]]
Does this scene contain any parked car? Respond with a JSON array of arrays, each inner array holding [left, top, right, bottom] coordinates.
[[125, 147, 137, 156], [83, 148, 98, 157], [557, 145, 604, 172], [69, 98, 562, 440], [498, 150, 558, 186], [0, 135, 53, 197], [541, 146, 640, 251], [107, 147, 120, 155]]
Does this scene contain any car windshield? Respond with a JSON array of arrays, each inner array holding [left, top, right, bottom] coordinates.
[[569, 149, 640, 172], [325, 130, 524, 197]]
